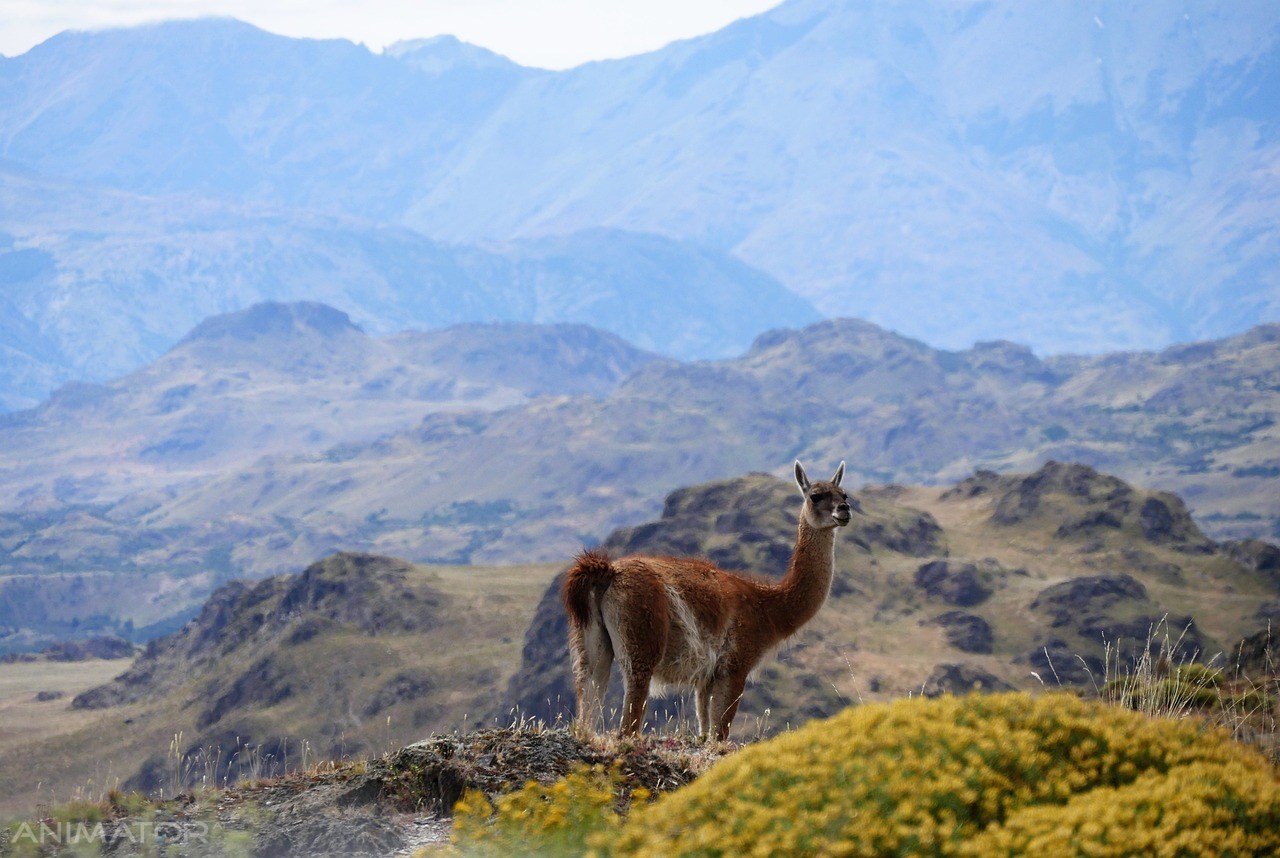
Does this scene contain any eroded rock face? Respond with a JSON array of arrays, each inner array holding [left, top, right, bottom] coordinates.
[[1233, 627, 1278, 679], [1030, 574, 1149, 628], [921, 663, 1014, 697], [1137, 495, 1215, 553], [914, 560, 993, 607], [73, 553, 447, 711], [992, 462, 1131, 526], [1026, 573, 1210, 682], [929, 611, 994, 654], [978, 462, 1216, 554], [1030, 637, 1100, 686], [1225, 539, 1280, 590]]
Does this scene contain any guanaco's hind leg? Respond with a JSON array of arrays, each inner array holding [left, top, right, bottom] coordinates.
[[603, 573, 669, 735], [569, 616, 613, 731], [617, 625, 663, 736]]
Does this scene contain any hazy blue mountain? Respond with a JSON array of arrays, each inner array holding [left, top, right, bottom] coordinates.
[[500, 229, 817, 357], [402, 0, 1280, 352], [0, 1, 1276, 392], [0, 18, 536, 219], [0, 239, 68, 410], [0, 166, 814, 401]]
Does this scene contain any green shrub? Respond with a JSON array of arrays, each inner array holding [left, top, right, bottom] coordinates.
[[601, 692, 1280, 857]]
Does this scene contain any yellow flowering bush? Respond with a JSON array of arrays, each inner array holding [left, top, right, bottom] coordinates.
[[450, 762, 648, 857], [601, 692, 1280, 857], [963, 759, 1280, 857]]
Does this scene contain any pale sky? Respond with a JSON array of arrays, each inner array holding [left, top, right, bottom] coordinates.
[[0, 0, 785, 66]]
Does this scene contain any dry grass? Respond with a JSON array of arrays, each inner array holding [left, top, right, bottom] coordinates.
[[1095, 617, 1279, 765], [0, 659, 130, 747]]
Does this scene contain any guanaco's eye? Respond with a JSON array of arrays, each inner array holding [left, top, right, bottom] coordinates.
[[810, 491, 830, 503]]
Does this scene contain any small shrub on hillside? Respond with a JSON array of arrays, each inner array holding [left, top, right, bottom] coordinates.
[[600, 693, 1280, 857]]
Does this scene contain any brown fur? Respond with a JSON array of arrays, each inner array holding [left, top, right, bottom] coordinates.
[[562, 461, 853, 739], [563, 548, 614, 628]]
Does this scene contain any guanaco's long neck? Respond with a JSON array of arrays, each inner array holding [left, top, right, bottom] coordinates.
[[769, 516, 836, 640]]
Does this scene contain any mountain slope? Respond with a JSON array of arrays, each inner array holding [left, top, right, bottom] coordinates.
[[144, 319, 1274, 575], [1, 316, 1272, 652], [0, 301, 663, 513], [0, 552, 563, 813], [0, 305, 665, 653], [4, 464, 1271, 816], [0, 18, 536, 218]]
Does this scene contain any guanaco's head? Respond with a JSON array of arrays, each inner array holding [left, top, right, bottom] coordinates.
[[794, 460, 857, 529]]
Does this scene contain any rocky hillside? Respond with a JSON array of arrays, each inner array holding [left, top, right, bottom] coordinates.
[[2, 316, 1275, 650], [0, 553, 562, 814], [0, 303, 662, 652], [69, 553, 452, 790], [0, 301, 664, 505], [138, 319, 1280, 569], [507, 462, 1279, 730]]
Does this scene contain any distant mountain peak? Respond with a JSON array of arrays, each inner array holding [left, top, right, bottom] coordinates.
[[385, 34, 524, 75], [176, 301, 363, 347]]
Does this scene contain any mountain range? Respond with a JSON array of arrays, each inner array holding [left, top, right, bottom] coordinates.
[[1, 303, 1276, 650], [1, 0, 1278, 407], [0, 162, 814, 409]]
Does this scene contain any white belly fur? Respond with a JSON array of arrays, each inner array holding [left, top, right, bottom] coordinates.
[[650, 585, 728, 695]]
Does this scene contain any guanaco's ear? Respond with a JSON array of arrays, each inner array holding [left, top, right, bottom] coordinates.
[[831, 461, 846, 486], [794, 460, 810, 493]]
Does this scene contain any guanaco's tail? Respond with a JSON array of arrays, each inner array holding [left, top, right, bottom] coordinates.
[[562, 548, 615, 628]]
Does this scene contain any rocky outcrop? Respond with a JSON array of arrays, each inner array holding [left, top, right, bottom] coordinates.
[[1233, 627, 1277, 678], [73, 553, 446, 710], [940, 469, 1004, 500], [1225, 539, 1280, 590], [921, 663, 1015, 697], [113, 726, 723, 857], [1027, 574, 1211, 682], [1030, 574, 1149, 627], [1029, 637, 1101, 686], [914, 561, 994, 607], [985, 462, 1215, 553], [928, 611, 994, 654], [992, 462, 1132, 526]]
